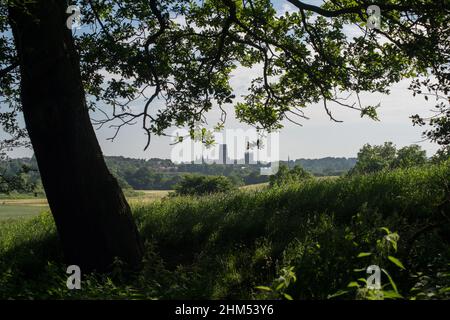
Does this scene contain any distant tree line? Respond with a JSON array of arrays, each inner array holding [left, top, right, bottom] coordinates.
[[3, 145, 445, 194], [0, 157, 40, 194], [349, 142, 430, 175], [268, 143, 449, 188], [0, 155, 360, 193], [288, 157, 357, 177]]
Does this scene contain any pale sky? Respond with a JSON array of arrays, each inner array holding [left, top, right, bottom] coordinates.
[[91, 78, 439, 161], [4, 0, 441, 160]]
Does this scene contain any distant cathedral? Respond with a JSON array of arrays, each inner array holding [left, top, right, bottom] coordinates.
[[219, 144, 227, 164]]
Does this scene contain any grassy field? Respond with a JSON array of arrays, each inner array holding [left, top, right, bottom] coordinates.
[[0, 205, 48, 221], [1, 162, 449, 299], [0, 190, 172, 222], [129, 190, 171, 204], [0, 198, 49, 221], [239, 182, 269, 190], [0, 186, 261, 221]]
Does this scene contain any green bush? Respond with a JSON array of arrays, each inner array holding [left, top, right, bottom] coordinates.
[[269, 164, 312, 187], [174, 174, 236, 196], [350, 142, 428, 175]]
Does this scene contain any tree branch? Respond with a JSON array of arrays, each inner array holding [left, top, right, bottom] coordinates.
[[0, 60, 18, 79], [286, 0, 412, 18]]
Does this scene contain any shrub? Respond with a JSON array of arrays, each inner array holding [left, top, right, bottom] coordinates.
[[174, 174, 236, 196], [349, 142, 428, 175], [269, 164, 312, 187]]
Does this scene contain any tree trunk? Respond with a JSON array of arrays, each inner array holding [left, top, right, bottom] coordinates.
[[8, 0, 143, 271]]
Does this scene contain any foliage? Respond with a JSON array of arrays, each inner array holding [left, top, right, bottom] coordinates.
[[1, 1, 449, 294], [3, 155, 361, 194], [0, 156, 269, 192], [392, 145, 427, 169], [255, 266, 297, 300], [431, 146, 450, 164], [291, 157, 356, 177], [0, 161, 449, 299], [2, 1, 449, 151], [174, 174, 236, 196], [0, 157, 41, 194], [269, 164, 312, 187], [350, 142, 427, 175], [335, 227, 406, 300]]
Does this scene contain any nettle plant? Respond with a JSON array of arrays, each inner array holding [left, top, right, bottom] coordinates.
[[255, 266, 297, 300], [336, 227, 406, 300]]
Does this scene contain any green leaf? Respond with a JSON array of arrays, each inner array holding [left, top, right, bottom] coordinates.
[[255, 286, 272, 292], [276, 282, 284, 291], [381, 268, 399, 294], [382, 290, 404, 300], [327, 290, 348, 299], [357, 252, 372, 258], [292, 274, 297, 283], [283, 293, 293, 300], [438, 287, 450, 294], [388, 256, 406, 270], [347, 281, 360, 288], [360, 104, 380, 121], [357, 278, 367, 284]]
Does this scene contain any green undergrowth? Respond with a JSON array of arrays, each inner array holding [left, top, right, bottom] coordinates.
[[1, 162, 449, 299]]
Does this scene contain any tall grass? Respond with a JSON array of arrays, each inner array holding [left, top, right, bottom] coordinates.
[[1, 162, 449, 299]]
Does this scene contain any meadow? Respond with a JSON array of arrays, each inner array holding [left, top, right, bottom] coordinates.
[[0, 204, 47, 221], [0, 190, 170, 222], [0, 162, 449, 299]]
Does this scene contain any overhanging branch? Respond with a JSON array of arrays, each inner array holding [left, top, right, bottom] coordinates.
[[286, 0, 414, 18], [0, 61, 19, 79]]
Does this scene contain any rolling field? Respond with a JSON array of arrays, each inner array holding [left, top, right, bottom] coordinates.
[[130, 190, 171, 203], [0, 190, 171, 222], [1, 163, 449, 299], [0, 181, 337, 221], [0, 198, 49, 221], [0, 205, 49, 221], [0, 186, 266, 221]]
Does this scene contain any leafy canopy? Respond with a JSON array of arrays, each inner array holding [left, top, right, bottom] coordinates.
[[0, 0, 449, 150], [350, 142, 427, 175]]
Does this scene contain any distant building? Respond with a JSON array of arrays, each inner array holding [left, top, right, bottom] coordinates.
[[219, 144, 228, 164], [245, 151, 255, 165]]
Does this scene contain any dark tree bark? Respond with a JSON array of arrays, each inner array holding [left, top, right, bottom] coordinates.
[[8, 0, 143, 271]]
